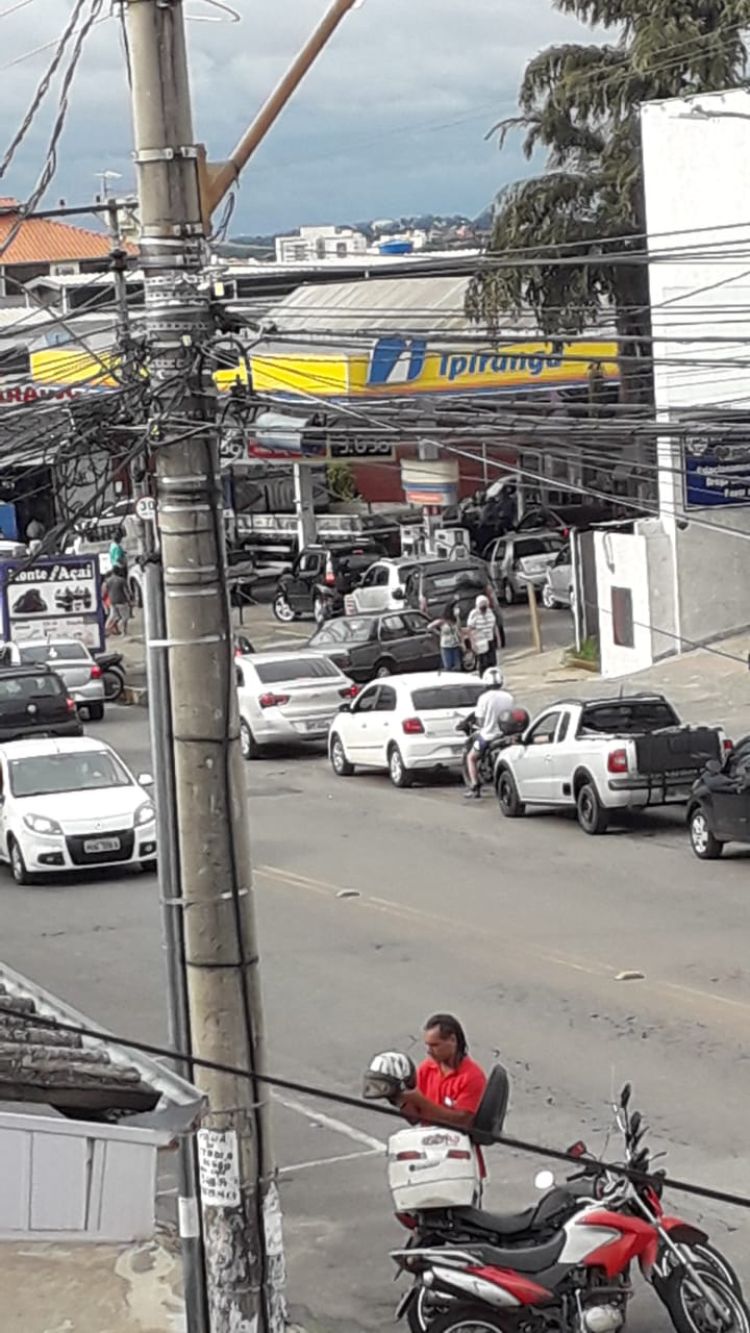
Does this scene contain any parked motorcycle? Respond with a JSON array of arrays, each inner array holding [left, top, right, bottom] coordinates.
[[96, 651, 125, 703], [373, 1066, 743, 1333], [457, 708, 530, 789]]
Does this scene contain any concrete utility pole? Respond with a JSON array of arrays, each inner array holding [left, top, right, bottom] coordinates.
[[123, 3, 284, 1330]]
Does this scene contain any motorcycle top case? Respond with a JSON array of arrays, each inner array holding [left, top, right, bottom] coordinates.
[[386, 1127, 480, 1211]]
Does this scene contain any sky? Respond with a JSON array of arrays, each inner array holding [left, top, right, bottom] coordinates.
[[0, 0, 593, 236]]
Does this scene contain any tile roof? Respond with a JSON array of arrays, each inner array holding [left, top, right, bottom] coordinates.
[[0, 199, 136, 266]]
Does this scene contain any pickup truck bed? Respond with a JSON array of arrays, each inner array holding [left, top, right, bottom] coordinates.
[[494, 695, 724, 835]]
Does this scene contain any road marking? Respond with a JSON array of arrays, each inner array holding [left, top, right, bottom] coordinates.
[[660, 981, 750, 1015], [273, 1091, 386, 1153], [278, 1148, 382, 1175]]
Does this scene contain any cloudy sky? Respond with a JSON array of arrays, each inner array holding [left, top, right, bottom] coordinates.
[[0, 0, 592, 235]]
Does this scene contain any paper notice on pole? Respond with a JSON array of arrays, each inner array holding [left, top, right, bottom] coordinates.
[[197, 1128, 241, 1207]]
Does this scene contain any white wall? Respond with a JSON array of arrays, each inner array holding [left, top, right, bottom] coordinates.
[[594, 530, 654, 678], [640, 89, 750, 649]]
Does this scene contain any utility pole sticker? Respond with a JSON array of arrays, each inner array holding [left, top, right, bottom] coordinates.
[[197, 1129, 241, 1208]]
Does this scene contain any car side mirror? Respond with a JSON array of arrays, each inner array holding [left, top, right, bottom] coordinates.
[[138, 772, 154, 787]]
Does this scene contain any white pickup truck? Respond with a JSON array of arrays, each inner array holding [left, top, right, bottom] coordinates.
[[493, 694, 726, 834]]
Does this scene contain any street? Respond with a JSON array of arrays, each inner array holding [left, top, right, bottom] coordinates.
[[3, 702, 748, 1332]]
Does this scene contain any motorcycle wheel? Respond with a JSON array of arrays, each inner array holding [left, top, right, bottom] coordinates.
[[427, 1305, 508, 1333], [662, 1268, 750, 1333], [406, 1286, 453, 1333], [655, 1244, 743, 1299], [102, 668, 124, 702]]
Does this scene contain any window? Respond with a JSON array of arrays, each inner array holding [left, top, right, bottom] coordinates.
[[611, 586, 634, 648], [423, 570, 485, 595], [557, 711, 570, 743], [354, 687, 380, 714], [360, 565, 387, 588], [23, 641, 88, 663], [254, 657, 339, 684], [379, 615, 406, 642], [514, 538, 561, 558], [579, 700, 679, 735], [10, 751, 132, 797], [410, 684, 484, 711], [374, 685, 397, 712], [403, 612, 430, 634], [312, 618, 373, 646], [297, 552, 322, 575], [527, 712, 561, 745], [336, 241, 348, 258], [235, 664, 245, 688], [0, 674, 63, 701]]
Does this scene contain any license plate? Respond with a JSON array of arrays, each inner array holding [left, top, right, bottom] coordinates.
[[83, 836, 120, 853], [302, 719, 328, 732]]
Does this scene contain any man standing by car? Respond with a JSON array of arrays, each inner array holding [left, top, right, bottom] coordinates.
[[467, 593, 504, 674], [464, 666, 514, 800]]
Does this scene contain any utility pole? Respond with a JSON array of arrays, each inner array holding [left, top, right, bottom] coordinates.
[[124, 3, 284, 1330]]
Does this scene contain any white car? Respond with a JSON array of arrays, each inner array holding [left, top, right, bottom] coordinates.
[[348, 557, 426, 614], [0, 736, 156, 883], [2, 639, 106, 719], [328, 671, 485, 787], [236, 651, 357, 758]]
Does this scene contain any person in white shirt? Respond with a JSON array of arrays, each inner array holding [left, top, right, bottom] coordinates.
[[467, 594, 504, 674], [464, 666, 514, 799]]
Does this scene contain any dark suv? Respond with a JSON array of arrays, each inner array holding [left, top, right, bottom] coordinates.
[[403, 558, 504, 631], [273, 542, 385, 624], [0, 665, 83, 741]]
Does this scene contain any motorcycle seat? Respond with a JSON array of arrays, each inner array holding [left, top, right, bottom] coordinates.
[[455, 1204, 538, 1237], [469, 1231, 565, 1274]]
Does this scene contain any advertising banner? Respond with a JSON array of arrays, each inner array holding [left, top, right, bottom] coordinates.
[[0, 556, 105, 651], [683, 437, 750, 508]]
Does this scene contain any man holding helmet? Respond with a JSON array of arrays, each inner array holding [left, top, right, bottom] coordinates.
[[464, 665, 514, 800], [363, 1014, 486, 1132]]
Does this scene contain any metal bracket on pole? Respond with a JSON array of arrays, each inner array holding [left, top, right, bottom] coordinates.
[[133, 145, 200, 163]]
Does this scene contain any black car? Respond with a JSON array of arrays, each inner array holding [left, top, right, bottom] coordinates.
[[687, 739, 750, 859], [402, 557, 505, 636], [305, 611, 443, 682], [0, 665, 83, 741], [273, 541, 385, 624]]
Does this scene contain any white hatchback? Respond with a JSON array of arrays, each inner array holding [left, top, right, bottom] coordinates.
[[0, 736, 156, 883], [236, 651, 357, 758], [328, 671, 485, 787]]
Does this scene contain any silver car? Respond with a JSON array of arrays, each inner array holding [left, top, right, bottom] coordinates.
[[236, 651, 357, 758], [542, 548, 574, 609], [8, 640, 105, 720], [486, 530, 566, 605]]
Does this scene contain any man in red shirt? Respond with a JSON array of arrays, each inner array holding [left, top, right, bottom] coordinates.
[[398, 1013, 487, 1129]]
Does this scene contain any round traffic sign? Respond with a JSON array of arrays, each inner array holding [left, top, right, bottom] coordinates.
[[135, 496, 156, 521]]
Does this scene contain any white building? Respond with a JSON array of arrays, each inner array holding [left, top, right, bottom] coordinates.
[[593, 86, 750, 676], [275, 224, 368, 265]]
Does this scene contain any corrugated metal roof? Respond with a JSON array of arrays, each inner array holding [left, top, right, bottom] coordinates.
[[0, 210, 136, 266]]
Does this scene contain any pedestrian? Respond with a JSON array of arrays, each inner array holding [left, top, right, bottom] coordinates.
[[429, 599, 463, 671], [467, 593, 503, 674], [109, 527, 127, 573], [105, 564, 132, 637]]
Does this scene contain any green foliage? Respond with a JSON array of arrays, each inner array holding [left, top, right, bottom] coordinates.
[[327, 461, 358, 502], [468, 0, 750, 364]]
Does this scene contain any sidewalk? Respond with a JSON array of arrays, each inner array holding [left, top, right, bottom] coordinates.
[[1, 1239, 185, 1333]]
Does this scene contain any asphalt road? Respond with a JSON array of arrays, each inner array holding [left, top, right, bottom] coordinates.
[[4, 706, 749, 1332]]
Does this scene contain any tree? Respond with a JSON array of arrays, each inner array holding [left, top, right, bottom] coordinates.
[[467, 0, 750, 400]]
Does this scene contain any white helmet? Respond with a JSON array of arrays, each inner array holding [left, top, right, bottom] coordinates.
[[363, 1051, 417, 1101], [482, 666, 504, 688]]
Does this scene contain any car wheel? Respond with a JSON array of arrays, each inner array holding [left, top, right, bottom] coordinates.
[[388, 745, 412, 788], [9, 837, 30, 885], [496, 769, 525, 818], [374, 660, 394, 678], [239, 718, 262, 760], [541, 584, 555, 610], [576, 780, 610, 834], [689, 807, 723, 860], [272, 593, 296, 623], [87, 702, 105, 721], [313, 596, 328, 627], [502, 581, 515, 606], [140, 859, 158, 875], [330, 734, 354, 777]]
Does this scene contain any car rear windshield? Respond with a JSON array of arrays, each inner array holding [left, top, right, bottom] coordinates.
[[579, 700, 680, 734], [411, 684, 485, 710], [423, 570, 486, 595], [9, 751, 131, 797], [255, 657, 339, 683], [0, 674, 63, 701], [515, 538, 562, 557], [315, 618, 373, 645], [20, 642, 88, 663]]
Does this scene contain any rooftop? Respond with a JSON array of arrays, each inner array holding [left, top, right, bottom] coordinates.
[[0, 199, 136, 267]]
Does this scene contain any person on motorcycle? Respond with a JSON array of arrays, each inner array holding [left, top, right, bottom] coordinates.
[[397, 1013, 487, 1132], [464, 665, 514, 800]]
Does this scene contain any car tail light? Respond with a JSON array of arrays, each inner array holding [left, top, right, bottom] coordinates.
[[339, 685, 359, 699], [90, 664, 102, 680], [723, 738, 734, 754], [395, 1150, 425, 1161], [402, 717, 424, 735], [396, 1212, 418, 1230], [607, 748, 628, 774], [446, 1149, 472, 1161], [325, 554, 336, 586], [65, 696, 76, 713], [258, 692, 290, 709]]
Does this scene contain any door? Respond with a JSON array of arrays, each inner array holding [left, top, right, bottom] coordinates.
[[285, 551, 322, 614], [352, 564, 390, 612], [403, 611, 441, 671], [365, 683, 398, 763], [342, 684, 382, 760], [0, 757, 7, 859], [511, 710, 562, 802], [377, 614, 413, 672]]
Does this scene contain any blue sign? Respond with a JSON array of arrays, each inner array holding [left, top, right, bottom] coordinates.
[[367, 335, 427, 387], [684, 442, 750, 508]]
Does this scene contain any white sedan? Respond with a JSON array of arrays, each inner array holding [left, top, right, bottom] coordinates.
[[328, 671, 485, 787], [0, 736, 156, 883], [236, 651, 358, 758]]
